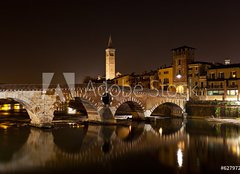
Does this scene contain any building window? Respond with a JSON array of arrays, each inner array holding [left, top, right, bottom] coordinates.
[[232, 81, 236, 87], [211, 73, 215, 79], [178, 70, 181, 74], [220, 82, 223, 88], [219, 72, 224, 79], [195, 82, 198, 86], [164, 71, 169, 74], [207, 90, 224, 96], [195, 67, 198, 70], [201, 82, 204, 88], [163, 78, 169, 84], [178, 60, 181, 65], [211, 83, 214, 88], [231, 71, 237, 78], [227, 90, 238, 96]]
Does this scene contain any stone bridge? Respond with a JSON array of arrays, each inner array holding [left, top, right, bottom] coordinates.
[[0, 84, 187, 127]]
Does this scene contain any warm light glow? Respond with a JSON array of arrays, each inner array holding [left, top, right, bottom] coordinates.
[[129, 125, 132, 131], [159, 128, 163, 135], [231, 145, 240, 156], [176, 74, 182, 79], [176, 85, 184, 94], [177, 141, 185, 150], [0, 124, 9, 130], [177, 148, 183, 168], [1, 104, 11, 111], [67, 107, 76, 114], [116, 127, 131, 139], [14, 104, 21, 110]]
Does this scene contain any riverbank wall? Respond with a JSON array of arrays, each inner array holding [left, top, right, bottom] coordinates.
[[186, 101, 240, 118]]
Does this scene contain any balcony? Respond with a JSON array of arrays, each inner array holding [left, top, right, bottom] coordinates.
[[207, 85, 238, 89], [228, 85, 238, 89]]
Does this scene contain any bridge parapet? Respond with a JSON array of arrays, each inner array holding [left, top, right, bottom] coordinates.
[[0, 84, 187, 126]]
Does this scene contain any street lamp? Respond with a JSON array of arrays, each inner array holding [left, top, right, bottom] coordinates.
[[176, 74, 182, 79]]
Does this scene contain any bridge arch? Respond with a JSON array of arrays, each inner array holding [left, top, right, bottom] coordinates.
[[0, 97, 39, 123], [52, 125, 88, 153], [113, 98, 145, 119], [115, 123, 145, 142], [150, 101, 184, 117], [78, 97, 101, 121]]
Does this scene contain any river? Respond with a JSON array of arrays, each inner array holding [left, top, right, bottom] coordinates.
[[1, 114, 240, 174]]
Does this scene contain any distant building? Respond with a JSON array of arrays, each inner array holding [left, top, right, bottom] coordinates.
[[188, 61, 213, 98], [113, 70, 158, 89], [111, 43, 240, 101], [158, 66, 173, 90], [206, 63, 240, 101], [114, 74, 131, 87], [105, 35, 116, 80]]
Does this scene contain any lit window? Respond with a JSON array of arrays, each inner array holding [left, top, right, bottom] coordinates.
[[207, 90, 224, 95], [231, 71, 237, 78], [227, 90, 238, 96]]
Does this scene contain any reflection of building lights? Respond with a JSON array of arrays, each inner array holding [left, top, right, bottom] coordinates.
[[129, 125, 132, 131], [231, 145, 240, 156], [0, 124, 9, 130], [67, 107, 76, 114], [159, 128, 163, 135], [178, 141, 185, 150], [177, 148, 183, 168]]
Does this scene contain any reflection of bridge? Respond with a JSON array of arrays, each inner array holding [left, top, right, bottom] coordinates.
[[0, 121, 186, 172], [0, 84, 187, 127]]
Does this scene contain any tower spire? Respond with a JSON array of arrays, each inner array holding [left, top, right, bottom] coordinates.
[[107, 35, 113, 48]]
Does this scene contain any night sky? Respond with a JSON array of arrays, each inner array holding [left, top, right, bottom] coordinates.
[[0, 0, 240, 84]]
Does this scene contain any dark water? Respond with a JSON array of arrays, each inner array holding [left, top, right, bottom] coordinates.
[[1, 115, 240, 174]]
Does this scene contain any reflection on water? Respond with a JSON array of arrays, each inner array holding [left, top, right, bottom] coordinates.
[[1, 117, 240, 173]]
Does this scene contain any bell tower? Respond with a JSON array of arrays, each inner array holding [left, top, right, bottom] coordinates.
[[172, 46, 195, 92], [105, 35, 116, 80]]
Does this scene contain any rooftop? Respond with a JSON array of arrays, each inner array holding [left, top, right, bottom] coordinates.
[[189, 61, 214, 66], [209, 63, 240, 69]]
